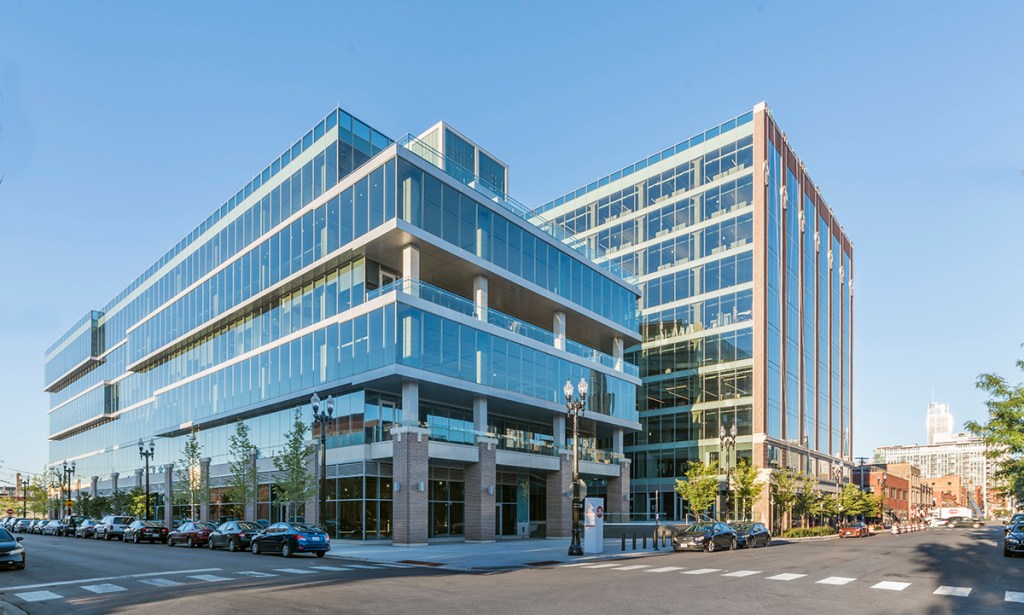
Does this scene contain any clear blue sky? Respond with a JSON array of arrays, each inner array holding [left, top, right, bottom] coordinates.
[[1, 1, 1022, 484]]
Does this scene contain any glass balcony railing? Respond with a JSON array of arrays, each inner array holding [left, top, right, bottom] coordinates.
[[370, 279, 639, 377], [396, 133, 637, 284]]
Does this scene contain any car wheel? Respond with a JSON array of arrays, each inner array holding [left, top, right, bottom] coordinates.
[[316, 552, 325, 558], [105, 533, 111, 541], [1005, 548, 1012, 557], [167, 538, 174, 547], [251, 542, 261, 555], [729, 538, 738, 551], [765, 537, 771, 547], [228, 539, 237, 552], [187, 537, 194, 548], [706, 540, 716, 553], [281, 543, 292, 558], [208, 539, 216, 550]]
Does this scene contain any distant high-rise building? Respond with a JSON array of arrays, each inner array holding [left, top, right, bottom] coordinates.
[[926, 401, 953, 444]]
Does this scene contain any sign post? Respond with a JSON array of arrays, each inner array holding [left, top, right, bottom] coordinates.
[[583, 497, 604, 554]]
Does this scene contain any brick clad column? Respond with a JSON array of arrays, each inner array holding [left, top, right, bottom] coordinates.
[[392, 425, 430, 546], [465, 437, 497, 542], [606, 458, 631, 517], [162, 465, 174, 530], [199, 458, 211, 522], [546, 451, 573, 539], [111, 472, 119, 495], [90, 476, 99, 497]]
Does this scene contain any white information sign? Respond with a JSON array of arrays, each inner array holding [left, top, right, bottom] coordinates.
[[583, 497, 605, 554]]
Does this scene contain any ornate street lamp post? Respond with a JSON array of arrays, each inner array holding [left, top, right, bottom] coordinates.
[[311, 392, 334, 532], [61, 461, 76, 518], [20, 478, 29, 518], [831, 461, 844, 522], [878, 472, 888, 525], [719, 422, 737, 521], [564, 377, 588, 557], [138, 439, 156, 520]]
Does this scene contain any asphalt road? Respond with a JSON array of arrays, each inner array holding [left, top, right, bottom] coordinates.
[[2, 524, 1023, 614]]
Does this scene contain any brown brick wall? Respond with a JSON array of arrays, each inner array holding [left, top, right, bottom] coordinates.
[[464, 437, 497, 542], [392, 426, 430, 545]]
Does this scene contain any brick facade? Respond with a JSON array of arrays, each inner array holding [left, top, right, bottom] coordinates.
[[392, 426, 430, 545], [606, 459, 631, 516], [464, 437, 497, 542], [546, 451, 573, 539]]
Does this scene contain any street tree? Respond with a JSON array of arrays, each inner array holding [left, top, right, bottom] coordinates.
[[793, 474, 820, 527], [27, 476, 50, 517], [175, 430, 208, 521], [964, 359, 1024, 503], [272, 409, 316, 521], [770, 468, 800, 533], [226, 419, 259, 520], [674, 461, 719, 520], [732, 459, 761, 521]]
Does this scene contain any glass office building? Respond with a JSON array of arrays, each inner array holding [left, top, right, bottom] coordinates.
[[45, 108, 641, 544], [532, 103, 853, 523]]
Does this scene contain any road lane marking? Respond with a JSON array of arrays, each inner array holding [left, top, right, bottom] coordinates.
[[236, 571, 278, 578], [375, 563, 411, 568], [683, 569, 721, 575], [139, 579, 183, 587], [612, 565, 651, 571], [188, 574, 231, 582], [82, 583, 127, 594], [872, 581, 911, 591], [14, 591, 62, 603], [646, 567, 685, 573], [345, 564, 381, 570], [1006, 591, 1024, 603], [311, 566, 354, 572], [275, 568, 317, 575], [817, 577, 856, 585], [934, 586, 971, 597], [582, 564, 621, 569], [0, 568, 223, 592], [767, 573, 806, 581], [723, 570, 761, 577], [559, 562, 597, 567]]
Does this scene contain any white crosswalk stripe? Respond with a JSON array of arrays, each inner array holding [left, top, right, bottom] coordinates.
[[1005, 591, 1024, 603], [582, 563, 621, 569], [275, 568, 317, 575], [683, 568, 721, 575], [82, 583, 127, 594], [646, 566, 685, 573], [872, 581, 911, 591], [934, 586, 971, 597], [767, 573, 806, 581], [559, 562, 597, 567], [311, 565, 353, 572], [139, 578, 183, 587], [236, 571, 278, 578], [722, 570, 761, 577], [346, 564, 382, 570], [14, 591, 62, 603], [188, 574, 231, 582], [817, 577, 856, 585], [612, 565, 651, 571], [375, 563, 411, 568]]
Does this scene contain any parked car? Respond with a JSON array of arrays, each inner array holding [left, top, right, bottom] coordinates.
[[0, 527, 26, 570], [731, 522, 771, 548], [250, 522, 330, 558], [41, 520, 64, 536], [74, 519, 99, 539], [670, 522, 738, 552], [255, 519, 270, 529], [94, 515, 136, 541], [945, 516, 982, 529], [167, 522, 217, 548], [1005, 513, 1024, 534], [209, 521, 262, 552], [126, 520, 169, 544], [61, 515, 89, 537], [839, 523, 868, 538], [30, 520, 47, 534], [1004, 522, 1024, 557], [13, 519, 33, 533]]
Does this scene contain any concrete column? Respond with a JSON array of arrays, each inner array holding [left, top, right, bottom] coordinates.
[[135, 469, 143, 491], [545, 450, 573, 539], [244, 451, 258, 522], [612, 336, 624, 372], [199, 458, 211, 522], [163, 465, 174, 530], [111, 472, 119, 494], [91, 476, 99, 497], [392, 425, 430, 546], [613, 428, 624, 455], [304, 442, 320, 527], [606, 458, 631, 516], [473, 396, 488, 434], [553, 311, 566, 350], [553, 415, 566, 450], [473, 275, 488, 321], [75, 479, 81, 499], [402, 380, 419, 425], [403, 244, 420, 296], [464, 437, 498, 542]]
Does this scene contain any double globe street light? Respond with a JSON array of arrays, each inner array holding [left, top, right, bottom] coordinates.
[[564, 377, 588, 557], [311, 392, 335, 532], [61, 460, 76, 518], [719, 422, 737, 520], [138, 439, 156, 520]]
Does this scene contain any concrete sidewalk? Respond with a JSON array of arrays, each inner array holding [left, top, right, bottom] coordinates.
[[326, 537, 673, 571]]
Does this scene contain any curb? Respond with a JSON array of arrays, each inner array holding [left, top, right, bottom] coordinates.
[[1, 599, 28, 615], [772, 534, 840, 544]]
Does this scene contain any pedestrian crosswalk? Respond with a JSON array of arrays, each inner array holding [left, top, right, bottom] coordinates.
[[8, 561, 415, 606], [557, 560, 1024, 604]]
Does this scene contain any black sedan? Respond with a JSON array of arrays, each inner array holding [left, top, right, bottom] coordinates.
[[945, 516, 982, 529], [671, 522, 738, 552], [1005, 522, 1024, 557], [250, 522, 330, 558], [0, 527, 26, 569], [209, 521, 262, 552], [126, 521, 169, 544], [732, 522, 771, 548]]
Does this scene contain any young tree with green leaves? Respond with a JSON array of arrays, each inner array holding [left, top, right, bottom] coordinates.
[[674, 461, 719, 520], [965, 359, 1024, 503], [273, 409, 316, 521], [770, 468, 800, 533], [226, 419, 259, 520], [732, 459, 761, 521], [793, 473, 820, 527], [175, 430, 208, 521]]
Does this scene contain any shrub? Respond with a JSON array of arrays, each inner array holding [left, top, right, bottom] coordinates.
[[781, 526, 837, 538]]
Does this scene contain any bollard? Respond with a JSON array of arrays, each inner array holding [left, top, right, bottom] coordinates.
[[653, 530, 659, 551], [662, 534, 667, 548], [643, 534, 647, 549], [632, 533, 637, 550], [621, 535, 626, 551]]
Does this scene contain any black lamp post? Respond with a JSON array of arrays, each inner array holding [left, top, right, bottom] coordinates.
[[831, 461, 844, 522], [718, 421, 737, 521], [20, 478, 29, 518], [61, 461, 76, 518], [564, 376, 588, 557], [138, 439, 156, 520], [878, 472, 888, 524], [311, 392, 334, 532]]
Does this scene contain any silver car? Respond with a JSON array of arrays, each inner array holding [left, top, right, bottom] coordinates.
[[95, 515, 135, 541]]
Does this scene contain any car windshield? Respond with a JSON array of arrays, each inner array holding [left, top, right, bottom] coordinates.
[[114, 517, 133, 524], [0, 529, 12, 541], [237, 522, 260, 530], [290, 523, 322, 533], [199, 522, 217, 530], [731, 523, 753, 531], [680, 524, 713, 533], [144, 521, 163, 528]]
